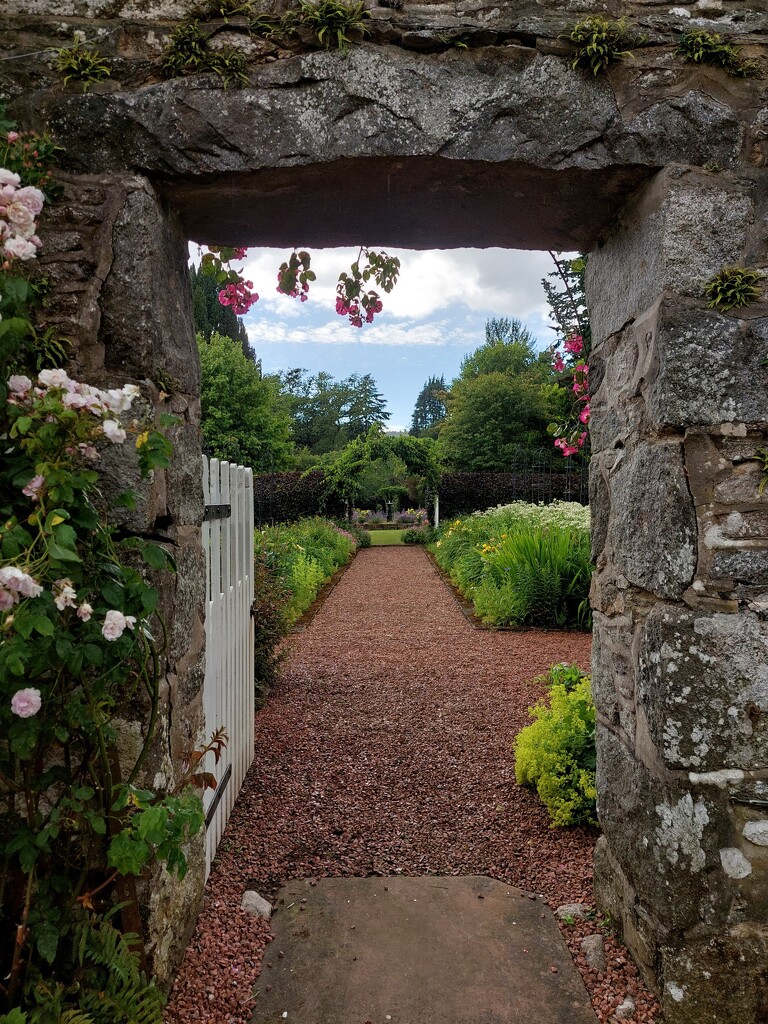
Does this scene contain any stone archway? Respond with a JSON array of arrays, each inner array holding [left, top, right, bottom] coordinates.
[[4, 5, 767, 1019]]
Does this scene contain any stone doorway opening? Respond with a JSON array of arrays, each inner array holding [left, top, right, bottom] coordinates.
[[9, 16, 768, 1020]]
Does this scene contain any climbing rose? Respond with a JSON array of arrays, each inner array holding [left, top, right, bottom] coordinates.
[[8, 374, 32, 395], [564, 334, 584, 355], [77, 602, 93, 622], [102, 419, 127, 444], [101, 609, 136, 640], [0, 566, 43, 599], [53, 579, 78, 611], [22, 474, 44, 501], [11, 687, 42, 718]]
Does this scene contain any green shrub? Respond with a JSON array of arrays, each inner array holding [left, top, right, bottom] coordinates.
[[514, 674, 597, 826], [252, 555, 289, 703], [541, 661, 589, 691], [402, 526, 433, 544]]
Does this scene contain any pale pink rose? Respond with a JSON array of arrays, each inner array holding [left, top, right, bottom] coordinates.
[[0, 169, 21, 187], [78, 443, 99, 460], [101, 609, 136, 640], [7, 201, 35, 236], [53, 579, 77, 611], [22, 474, 44, 501], [0, 567, 43, 599], [102, 419, 127, 444], [11, 687, 42, 718], [62, 391, 93, 410], [103, 386, 139, 413], [3, 236, 37, 261], [7, 132, 19, 143], [77, 602, 93, 622], [8, 374, 32, 395], [14, 186, 44, 216], [38, 368, 72, 390], [0, 587, 15, 611]]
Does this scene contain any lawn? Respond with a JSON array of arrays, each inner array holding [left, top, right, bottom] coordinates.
[[368, 529, 406, 546]]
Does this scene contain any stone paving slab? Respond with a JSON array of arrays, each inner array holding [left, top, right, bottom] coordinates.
[[252, 875, 598, 1024]]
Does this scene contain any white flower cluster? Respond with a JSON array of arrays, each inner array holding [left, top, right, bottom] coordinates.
[[476, 499, 591, 533], [8, 369, 140, 445], [0, 168, 44, 263]]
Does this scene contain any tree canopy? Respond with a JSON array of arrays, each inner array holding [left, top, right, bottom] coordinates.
[[319, 427, 440, 504], [409, 375, 447, 437], [279, 368, 390, 454], [198, 331, 294, 469]]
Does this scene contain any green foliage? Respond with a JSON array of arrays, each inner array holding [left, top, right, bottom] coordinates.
[[409, 375, 447, 438], [568, 16, 633, 76], [541, 253, 590, 350], [320, 428, 441, 506], [161, 21, 249, 85], [190, 263, 249, 349], [437, 372, 565, 472], [283, 0, 370, 52], [704, 266, 763, 311], [280, 369, 390, 454], [539, 661, 589, 692], [514, 674, 597, 827], [256, 518, 356, 623], [198, 331, 294, 469], [677, 30, 756, 77], [343, 522, 371, 548], [431, 502, 591, 629], [54, 42, 112, 91], [251, 555, 290, 702], [192, 0, 257, 18], [402, 526, 433, 544], [458, 319, 538, 380]]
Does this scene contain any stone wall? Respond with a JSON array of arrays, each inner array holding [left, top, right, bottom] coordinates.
[[587, 166, 768, 1023], [35, 171, 207, 986], [2, 0, 767, 1011]]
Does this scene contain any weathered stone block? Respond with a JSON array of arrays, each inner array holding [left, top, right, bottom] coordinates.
[[638, 604, 768, 771], [658, 927, 768, 1024], [601, 441, 697, 600], [587, 170, 752, 343], [595, 727, 723, 932], [591, 611, 638, 745]]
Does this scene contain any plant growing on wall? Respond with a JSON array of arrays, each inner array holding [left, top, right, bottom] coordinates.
[[161, 21, 249, 86], [54, 40, 112, 91], [282, 0, 370, 52], [568, 16, 634, 76], [677, 29, 757, 77], [704, 266, 764, 311]]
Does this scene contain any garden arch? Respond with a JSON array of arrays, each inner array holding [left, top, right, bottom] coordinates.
[[5, 3, 768, 1019]]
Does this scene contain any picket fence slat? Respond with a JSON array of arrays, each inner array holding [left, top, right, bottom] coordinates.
[[202, 455, 255, 877]]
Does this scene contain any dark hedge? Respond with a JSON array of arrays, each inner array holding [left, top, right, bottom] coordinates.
[[254, 471, 346, 525], [436, 469, 588, 520]]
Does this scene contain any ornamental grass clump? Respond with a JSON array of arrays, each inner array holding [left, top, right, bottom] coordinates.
[[514, 669, 597, 827], [430, 501, 592, 629]]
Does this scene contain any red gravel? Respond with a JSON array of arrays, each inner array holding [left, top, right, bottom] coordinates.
[[165, 547, 660, 1024]]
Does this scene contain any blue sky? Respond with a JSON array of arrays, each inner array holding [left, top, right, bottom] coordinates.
[[234, 246, 562, 432]]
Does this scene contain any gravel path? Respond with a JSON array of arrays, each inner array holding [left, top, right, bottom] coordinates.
[[165, 547, 660, 1024]]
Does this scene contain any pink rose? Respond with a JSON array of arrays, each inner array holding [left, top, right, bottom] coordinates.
[[8, 374, 32, 395], [3, 236, 37, 261], [22, 474, 45, 501], [101, 609, 137, 640], [11, 687, 42, 718], [0, 169, 20, 187], [77, 602, 93, 622], [0, 588, 14, 611], [53, 579, 77, 611], [14, 186, 44, 216]]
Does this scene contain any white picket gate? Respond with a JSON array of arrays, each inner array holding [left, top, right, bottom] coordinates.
[[201, 456, 255, 877]]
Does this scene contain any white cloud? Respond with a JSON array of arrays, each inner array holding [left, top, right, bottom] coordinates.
[[247, 316, 478, 348], [237, 246, 562, 325]]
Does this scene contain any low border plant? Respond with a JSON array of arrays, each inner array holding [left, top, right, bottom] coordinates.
[[568, 16, 634, 76]]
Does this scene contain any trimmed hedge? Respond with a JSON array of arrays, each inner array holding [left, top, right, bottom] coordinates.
[[254, 471, 345, 524], [437, 471, 587, 520]]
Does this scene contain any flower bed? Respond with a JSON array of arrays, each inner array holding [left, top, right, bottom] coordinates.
[[430, 501, 592, 629]]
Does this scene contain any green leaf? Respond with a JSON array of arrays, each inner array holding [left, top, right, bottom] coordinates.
[[47, 540, 81, 563], [141, 543, 170, 569], [136, 805, 168, 845], [31, 615, 55, 637], [107, 830, 151, 875], [36, 923, 61, 964]]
